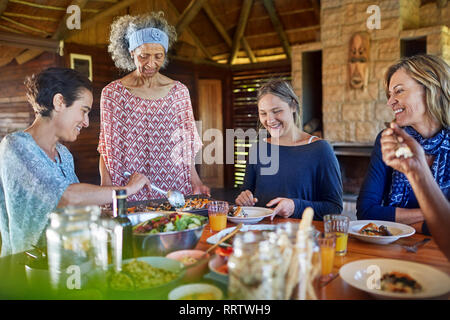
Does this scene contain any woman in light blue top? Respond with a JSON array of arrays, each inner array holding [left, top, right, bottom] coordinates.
[[0, 68, 151, 256]]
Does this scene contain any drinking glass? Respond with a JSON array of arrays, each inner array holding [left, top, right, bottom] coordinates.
[[323, 215, 349, 256]]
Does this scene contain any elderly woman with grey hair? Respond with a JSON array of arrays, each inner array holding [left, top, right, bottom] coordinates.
[[98, 12, 210, 201]]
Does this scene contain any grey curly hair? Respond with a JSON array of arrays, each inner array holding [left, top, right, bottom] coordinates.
[[108, 11, 177, 71]]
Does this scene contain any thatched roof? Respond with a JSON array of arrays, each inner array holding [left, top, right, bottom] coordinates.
[[0, 0, 446, 67]]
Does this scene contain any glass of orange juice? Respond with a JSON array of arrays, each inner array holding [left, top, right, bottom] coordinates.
[[323, 215, 349, 256], [318, 234, 336, 279], [207, 201, 229, 232]]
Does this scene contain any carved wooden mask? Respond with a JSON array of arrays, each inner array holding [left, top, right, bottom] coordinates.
[[349, 32, 370, 89]]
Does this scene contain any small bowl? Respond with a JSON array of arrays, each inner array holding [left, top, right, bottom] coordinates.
[[168, 283, 223, 300], [208, 255, 228, 284], [166, 249, 210, 281]]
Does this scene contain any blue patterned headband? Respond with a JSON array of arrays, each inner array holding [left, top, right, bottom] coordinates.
[[128, 27, 169, 53]]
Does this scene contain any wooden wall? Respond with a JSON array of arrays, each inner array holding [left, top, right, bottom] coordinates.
[[0, 52, 62, 140], [62, 43, 121, 185]]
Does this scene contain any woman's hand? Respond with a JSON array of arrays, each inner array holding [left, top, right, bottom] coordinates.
[[266, 197, 295, 220], [126, 172, 151, 195], [192, 183, 211, 197], [235, 190, 258, 206], [380, 123, 428, 177]]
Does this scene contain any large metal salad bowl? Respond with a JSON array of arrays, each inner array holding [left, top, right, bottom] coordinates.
[[128, 212, 207, 257]]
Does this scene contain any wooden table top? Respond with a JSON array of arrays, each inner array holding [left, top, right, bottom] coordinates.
[[195, 216, 450, 300]]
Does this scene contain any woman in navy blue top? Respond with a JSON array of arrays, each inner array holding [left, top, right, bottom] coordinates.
[[357, 54, 450, 234], [236, 79, 343, 220]]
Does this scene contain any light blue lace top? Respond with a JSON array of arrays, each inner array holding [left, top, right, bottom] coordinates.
[[0, 131, 79, 256]]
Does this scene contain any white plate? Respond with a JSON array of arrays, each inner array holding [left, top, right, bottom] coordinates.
[[339, 259, 450, 299], [349, 220, 415, 244], [206, 224, 276, 247], [227, 207, 274, 224]]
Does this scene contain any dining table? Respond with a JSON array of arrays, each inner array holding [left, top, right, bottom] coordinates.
[[0, 215, 449, 300], [195, 216, 450, 300]]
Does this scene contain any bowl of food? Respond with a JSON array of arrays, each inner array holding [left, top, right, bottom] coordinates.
[[168, 283, 223, 300], [130, 212, 208, 256], [166, 249, 210, 281], [106, 257, 185, 299], [208, 255, 229, 284]]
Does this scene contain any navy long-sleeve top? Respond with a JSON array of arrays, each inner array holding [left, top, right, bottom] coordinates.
[[356, 132, 444, 235], [240, 139, 343, 220], [356, 132, 396, 222]]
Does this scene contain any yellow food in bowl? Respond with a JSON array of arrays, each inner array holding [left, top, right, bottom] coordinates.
[[179, 292, 217, 300], [180, 256, 198, 265]]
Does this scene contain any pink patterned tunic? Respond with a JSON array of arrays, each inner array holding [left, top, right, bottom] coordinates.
[[98, 80, 202, 201]]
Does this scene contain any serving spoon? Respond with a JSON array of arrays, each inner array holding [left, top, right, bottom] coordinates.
[[124, 171, 185, 208]]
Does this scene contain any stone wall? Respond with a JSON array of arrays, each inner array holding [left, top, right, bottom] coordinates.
[[292, 0, 449, 143]]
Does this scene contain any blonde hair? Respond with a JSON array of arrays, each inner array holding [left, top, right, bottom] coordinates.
[[385, 54, 450, 128], [256, 79, 302, 130], [108, 11, 177, 71]]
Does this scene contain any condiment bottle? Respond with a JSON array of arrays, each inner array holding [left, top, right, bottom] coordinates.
[[112, 189, 133, 260]]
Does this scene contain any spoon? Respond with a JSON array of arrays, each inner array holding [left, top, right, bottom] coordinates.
[[124, 171, 185, 208]]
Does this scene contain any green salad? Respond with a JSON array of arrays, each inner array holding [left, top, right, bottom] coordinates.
[[133, 213, 207, 234]]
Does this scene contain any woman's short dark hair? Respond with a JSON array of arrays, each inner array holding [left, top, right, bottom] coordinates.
[[25, 67, 93, 117]]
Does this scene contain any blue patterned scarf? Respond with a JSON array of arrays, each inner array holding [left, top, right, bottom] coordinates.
[[389, 126, 450, 207]]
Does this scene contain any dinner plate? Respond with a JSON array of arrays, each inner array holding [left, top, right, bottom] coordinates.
[[206, 224, 276, 247], [227, 207, 274, 224], [349, 220, 415, 244], [339, 259, 450, 299]]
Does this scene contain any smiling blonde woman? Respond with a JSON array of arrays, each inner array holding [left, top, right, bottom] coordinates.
[[235, 79, 343, 220], [357, 54, 450, 234]]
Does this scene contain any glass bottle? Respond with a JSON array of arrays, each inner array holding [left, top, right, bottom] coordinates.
[[46, 205, 100, 291], [112, 189, 133, 260]]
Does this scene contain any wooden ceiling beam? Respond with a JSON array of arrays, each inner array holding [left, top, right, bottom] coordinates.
[[67, 0, 140, 36], [15, 0, 91, 65], [166, 0, 212, 60], [53, 0, 90, 40], [8, 0, 97, 12], [0, 31, 59, 51], [0, 0, 9, 16], [202, 2, 256, 63], [176, 0, 208, 35], [229, 0, 254, 65], [262, 0, 291, 60]]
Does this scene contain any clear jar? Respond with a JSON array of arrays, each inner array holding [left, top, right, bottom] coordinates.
[[46, 206, 100, 290], [276, 225, 321, 300], [271, 223, 321, 300], [228, 231, 284, 300]]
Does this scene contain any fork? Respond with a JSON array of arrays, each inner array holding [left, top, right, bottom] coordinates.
[[401, 238, 431, 253]]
